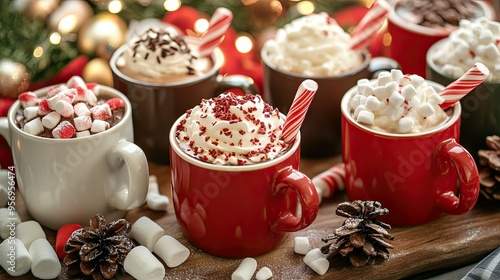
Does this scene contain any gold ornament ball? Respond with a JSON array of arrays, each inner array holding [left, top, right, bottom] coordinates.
[[78, 13, 127, 59], [0, 59, 30, 99], [82, 58, 113, 87]]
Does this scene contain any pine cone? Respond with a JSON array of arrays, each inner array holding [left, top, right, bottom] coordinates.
[[478, 135, 500, 200], [63, 214, 135, 280], [321, 200, 394, 267]]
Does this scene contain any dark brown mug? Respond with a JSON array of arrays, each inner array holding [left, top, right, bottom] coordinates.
[[110, 47, 259, 164], [261, 50, 399, 158]]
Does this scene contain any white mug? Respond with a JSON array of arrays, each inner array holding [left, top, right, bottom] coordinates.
[[0, 85, 149, 230]]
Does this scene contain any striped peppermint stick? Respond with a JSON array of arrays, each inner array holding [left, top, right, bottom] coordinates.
[[198, 7, 233, 57], [349, 0, 390, 51], [312, 163, 346, 199], [439, 63, 490, 110], [281, 79, 318, 144]]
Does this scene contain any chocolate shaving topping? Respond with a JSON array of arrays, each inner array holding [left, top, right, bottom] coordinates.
[[399, 0, 477, 27]]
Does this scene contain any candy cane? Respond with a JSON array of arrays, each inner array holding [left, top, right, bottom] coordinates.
[[198, 7, 233, 57], [350, 0, 390, 51], [439, 63, 490, 110], [281, 79, 318, 144], [312, 163, 346, 199]]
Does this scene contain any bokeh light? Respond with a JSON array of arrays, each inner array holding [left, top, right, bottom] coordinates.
[[49, 32, 62, 45], [164, 0, 181, 11], [235, 35, 253, 54], [195, 18, 209, 34], [296, 1, 315, 15], [108, 0, 123, 14]]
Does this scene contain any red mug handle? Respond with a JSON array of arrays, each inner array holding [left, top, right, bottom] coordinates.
[[270, 166, 319, 232], [433, 138, 480, 214]]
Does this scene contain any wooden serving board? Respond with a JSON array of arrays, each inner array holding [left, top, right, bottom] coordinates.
[[3, 157, 500, 280]]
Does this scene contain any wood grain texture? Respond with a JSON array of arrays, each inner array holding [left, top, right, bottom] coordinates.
[[2, 157, 500, 280]]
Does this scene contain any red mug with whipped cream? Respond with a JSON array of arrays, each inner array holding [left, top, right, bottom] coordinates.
[[340, 71, 480, 226], [169, 92, 319, 257]]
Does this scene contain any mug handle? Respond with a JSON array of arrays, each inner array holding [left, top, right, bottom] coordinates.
[[215, 74, 261, 95], [271, 166, 319, 232], [0, 117, 11, 146], [433, 138, 480, 214], [106, 139, 149, 210]]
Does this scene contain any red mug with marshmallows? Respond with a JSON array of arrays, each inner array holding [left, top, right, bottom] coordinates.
[[169, 115, 319, 258], [340, 81, 480, 226]]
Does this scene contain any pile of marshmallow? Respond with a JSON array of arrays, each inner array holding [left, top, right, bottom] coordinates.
[[350, 70, 446, 134], [18, 76, 124, 138], [0, 211, 61, 279], [433, 17, 500, 81]]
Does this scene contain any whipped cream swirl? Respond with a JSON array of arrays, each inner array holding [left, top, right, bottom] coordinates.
[[176, 92, 288, 165]]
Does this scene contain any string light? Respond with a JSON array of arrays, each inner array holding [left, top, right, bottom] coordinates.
[[235, 34, 253, 54], [296, 1, 315, 15], [49, 32, 62, 45], [33, 46, 44, 58], [164, 0, 181, 11], [108, 0, 123, 14], [57, 14, 78, 34], [194, 18, 209, 34]]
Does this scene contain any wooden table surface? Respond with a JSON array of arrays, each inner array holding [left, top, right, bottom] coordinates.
[[3, 156, 500, 280]]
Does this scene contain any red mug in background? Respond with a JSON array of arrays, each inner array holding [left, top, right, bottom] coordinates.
[[169, 115, 319, 258], [386, 0, 494, 78], [340, 81, 479, 226]]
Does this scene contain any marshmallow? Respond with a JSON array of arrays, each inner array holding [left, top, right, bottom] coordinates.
[[73, 102, 90, 117], [106, 97, 125, 109], [390, 69, 403, 83], [74, 116, 92, 131], [356, 110, 374, 125], [0, 170, 8, 207], [153, 235, 190, 268], [147, 175, 169, 211], [401, 84, 417, 100], [384, 82, 399, 98], [407, 96, 421, 109], [23, 117, 44, 136], [353, 105, 367, 119], [124, 245, 165, 280], [29, 238, 61, 279], [16, 220, 46, 249], [55, 100, 74, 118], [76, 130, 91, 138], [365, 96, 381, 111], [67, 75, 86, 89], [398, 117, 414, 133], [377, 71, 391, 86], [255, 267, 273, 280], [428, 93, 445, 105], [294, 236, 310, 255], [303, 248, 324, 266], [90, 119, 110, 133], [37, 99, 51, 116], [308, 257, 329, 275], [350, 95, 362, 109], [41, 111, 61, 130], [18, 91, 38, 108], [231, 257, 257, 280], [418, 103, 435, 118], [409, 74, 425, 88], [90, 104, 112, 120], [23, 107, 39, 121], [47, 93, 72, 110], [52, 120, 76, 139], [388, 91, 405, 108], [46, 84, 68, 98], [0, 238, 31, 276], [0, 207, 21, 239], [131, 216, 164, 251]]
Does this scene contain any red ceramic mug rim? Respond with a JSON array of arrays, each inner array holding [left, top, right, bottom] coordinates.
[[388, 0, 494, 36], [109, 41, 224, 88], [5, 84, 132, 143], [260, 46, 371, 80], [169, 113, 301, 172], [426, 38, 500, 85], [341, 80, 461, 138]]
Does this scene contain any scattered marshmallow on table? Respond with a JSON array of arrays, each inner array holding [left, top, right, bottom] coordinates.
[[303, 248, 325, 266], [0, 238, 31, 276], [130, 216, 164, 251], [308, 257, 330, 275], [294, 236, 310, 255], [0, 208, 21, 239], [29, 238, 61, 279], [153, 235, 190, 268], [16, 220, 46, 249], [255, 266, 273, 280], [231, 257, 257, 280], [146, 175, 169, 211], [124, 245, 165, 280]]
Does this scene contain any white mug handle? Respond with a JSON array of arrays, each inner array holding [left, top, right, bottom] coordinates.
[[0, 117, 11, 147], [106, 139, 149, 210]]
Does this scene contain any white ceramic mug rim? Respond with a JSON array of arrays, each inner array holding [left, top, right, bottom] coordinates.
[[426, 38, 500, 85], [6, 84, 132, 143], [169, 113, 301, 172], [388, 0, 494, 36], [341, 80, 461, 138], [109, 42, 224, 87], [260, 46, 371, 80]]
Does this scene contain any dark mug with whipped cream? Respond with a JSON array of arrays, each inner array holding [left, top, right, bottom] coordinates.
[[110, 27, 259, 164]]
